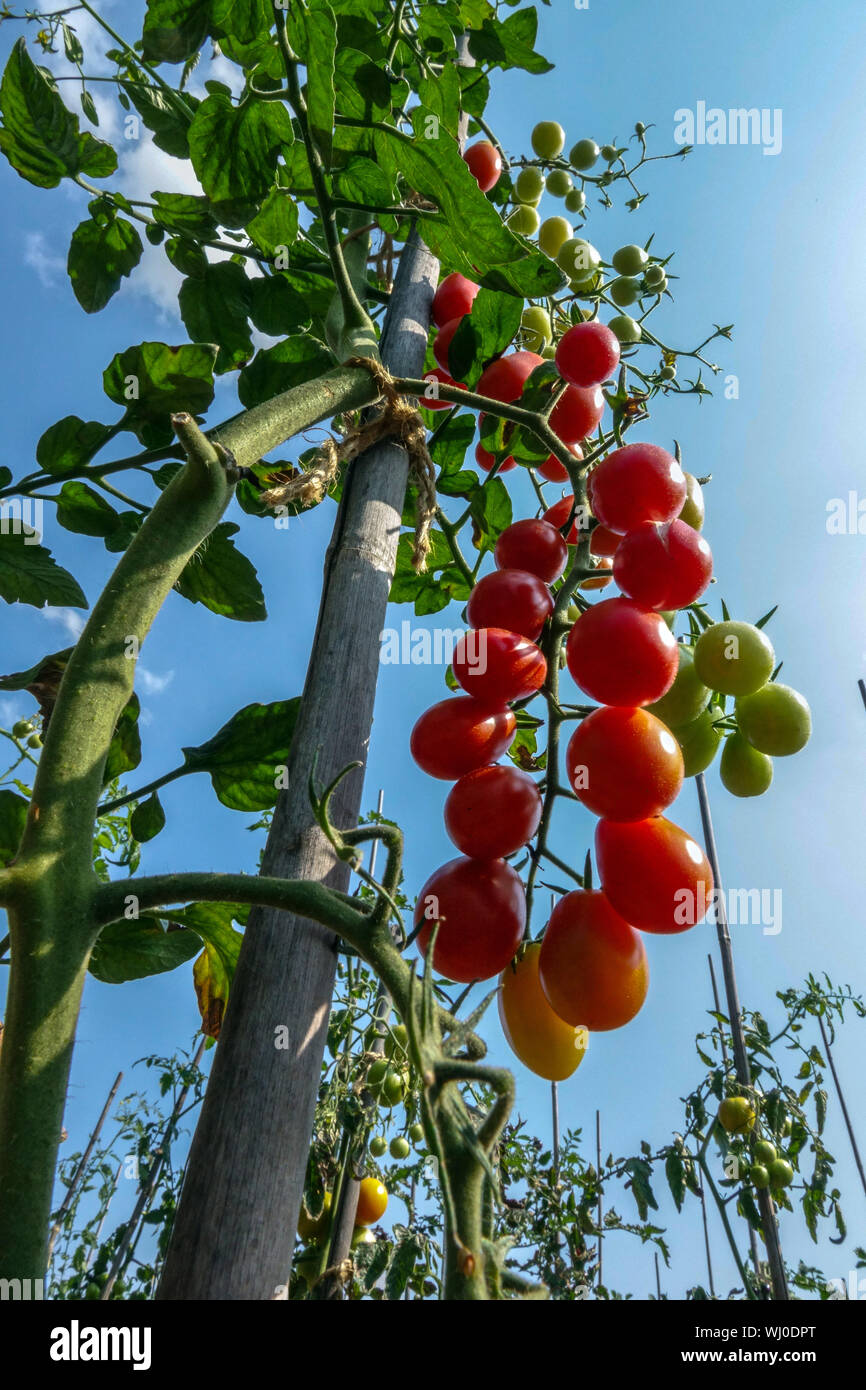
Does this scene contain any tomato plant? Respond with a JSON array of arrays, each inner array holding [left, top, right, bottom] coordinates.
[[595, 816, 714, 934], [466, 568, 554, 640], [499, 942, 587, 1080], [566, 597, 680, 705], [565, 705, 684, 820], [410, 697, 516, 779], [538, 891, 649, 1030], [414, 857, 526, 983], [444, 764, 542, 858]]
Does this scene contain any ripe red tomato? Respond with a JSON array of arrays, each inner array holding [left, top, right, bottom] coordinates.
[[475, 441, 516, 473], [467, 568, 553, 640], [415, 856, 525, 982], [543, 494, 586, 544], [444, 764, 542, 858], [595, 815, 714, 934], [565, 705, 684, 820], [453, 627, 547, 703], [550, 382, 605, 443], [421, 367, 466, 409], [433, 316, 464, 372], [555, 322, 621, 388], [477, 350, 544, 403], [499, 941, 587, 1080], [565, 597, 678, 705], [432, 272, 479, 328], [410, 696, 516, 779], [463, 141, 502, 193], [613, 519, 713, 610], [538, 891, 649, 1030], [537, 442, 582, 482], [588, 442, 687, 533], [494, 519, 568, 583], [578, 556, 613, 590], [589, 523, 621, 558]]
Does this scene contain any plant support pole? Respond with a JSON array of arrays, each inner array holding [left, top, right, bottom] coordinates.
[[817, 1014, 866, 1202], [46, 1070, 122, 1267]]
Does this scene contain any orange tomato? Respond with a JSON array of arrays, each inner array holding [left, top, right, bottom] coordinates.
[[498, 941, 588, 1081], [355, 1177, 388, 1227], [538, 891, 649, 1031]]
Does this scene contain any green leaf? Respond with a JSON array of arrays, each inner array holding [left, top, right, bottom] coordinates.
[[418, 63, 460, 138], [188, 93, 294, 209], [130, 792, 166, 843], [175, 521, 266, 622], [237, 335, 333, 409], [183, 902, 244, 1039], [181, 698, 300, 810], [67, 205, 143, 314], [665, 1150, 686, 1212], [103, 341, 217, 445], [815, 1087, 828, 1135], [104, 694, 142, 784], [246, 187, 299, 258], [36, 416, 112, 476], [446, 287, 523, 386], [141, 0, 212, 64], [333, 47, 394, 121], [287, 4, 336, 166], [374, 110, 563, 299], [430, 413, 475, 474], [164, 236, 208, 279], [103, 511, 144, 554], [0, 38, 117, 188], [152, 191, 217, 239], [89, 916, 201, 983], [385, 1233, 421, 1300], [468, 9, 553, 74], [56, 482, 120, 538], [178, 260, 254, 374], [122, 81, 197, 158], [248, 273, 312, 336], [623, 1158, 658, 1222], [0, 530, 87, 609], [335, 156, 395, 208], [211, 0, 273, 46], [469, 476, 511, 552], [0, 789, 28, 867]]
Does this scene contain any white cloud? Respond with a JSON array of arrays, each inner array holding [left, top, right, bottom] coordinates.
[[24, 232, 66, 288], [137, 666, 175, 696], [0, 696, 27, 725], [40, 606, 86, 640]]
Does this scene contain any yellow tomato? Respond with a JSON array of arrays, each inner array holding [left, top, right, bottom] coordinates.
[[498, 941, 588, 1081], [355, 1177, 388, 1227], [297, 1190, 331, 1243]]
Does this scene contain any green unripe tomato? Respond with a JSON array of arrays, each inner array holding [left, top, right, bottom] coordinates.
[[607, 314, 641, 344], [370, 1134, 388, 1157], [720, 732, 773, 798], [693, 621, 775, 697], [735, 684, 812, 757], [557, 237, 600, 280], [85, 1281, 102, 1299], [27, 732, 42, 749], [569, 139, 599, 171], [507, 204, 541, 236], [542, 344, 557, 359], [753, 1139, 777, 1165], [565, 188, 586, 214], [351, 1225, 376, 1250], [646, 647, 709, 729], [768, 1158, 794, 1190], [675, 709, 721, 777], [650, 273, 668, 294], [659, 363, 677, 381], [380, 1068, 408, 1107], [678, 472, 704, 529], [546, 168, 573, 198], [600, 144, 618, 162], [367, 1058, 388, 1089], [521, 305, 552, 351], [515, 166, 545, 204], [532, 121, 565, 160], [644, 261, 667, 288], [749, 1164, 770, 1190], [12, 719, 32, 739], [718, 1096, 756, 1135], [538, 216, 573, 259], [389, 1136, 411, 1160], [385, 1022, 409, 1059], [409, 1122, 425, 1145], [612, 244, 648, 277], [609, 276, 639, 308], [293, 1247, 322, 1287]]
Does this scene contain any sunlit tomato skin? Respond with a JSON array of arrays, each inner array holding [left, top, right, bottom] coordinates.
[[550, 382, 605, 444], [433, 316, 464, 372], [477, 350, 544, 403], [495, 518, 568, 583], [565, 705, 684, 820], [432, 272, 479, 328], [612, 519, 713, 611], [355, 1177, 388, 1227], [499, 941, 587, 1080], [590, 523, 621, 558], [538, 891, 649, 1031], [595, 815, 714, 934], [463, 140, 502, 193], [555, 322, 621, 388], [475, 441, 516, 473], [467, 568, 553, 641], [566, 597, 679, 706], [543, 494, 586, 544], [410, 696, 516, 779], [453, 627, 547, 703], [421, 367, 466, 409], [415, 856, 526, 983], [445, 764, 542, 858], [588, 443, 687, 533]]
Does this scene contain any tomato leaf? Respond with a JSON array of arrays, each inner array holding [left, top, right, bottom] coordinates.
[[0, 530, 87, 610], [237, 335, 333, 409], [175, 522, 266, 622], [447, 288, 523, 387], [181, 698, 300, 811], [103, 341, 217, 446], [104, 694, 142, 784], [178, 260, 254, 374], [36, 416, 113, 477], [130, 792, 167, 844], [0, 789, 28, 867], [141, 0, 212, 64], [287, 4, 336, 166], [188, 93, 293, 209], [0, 38, 117, 188], [67, 204, 143, 313]]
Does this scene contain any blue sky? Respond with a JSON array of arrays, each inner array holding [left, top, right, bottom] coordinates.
[[2, 0, 866, 1298]]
